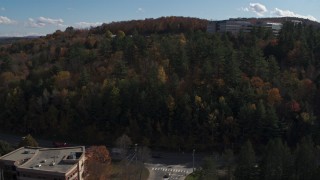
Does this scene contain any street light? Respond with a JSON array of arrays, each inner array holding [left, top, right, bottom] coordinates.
[[135, 143, 138, 164], [192, 149, 195, 172]]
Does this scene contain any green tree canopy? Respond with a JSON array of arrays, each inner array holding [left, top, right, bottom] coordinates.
[[0, 140, 13, 156], [234, 140, 258, 180]]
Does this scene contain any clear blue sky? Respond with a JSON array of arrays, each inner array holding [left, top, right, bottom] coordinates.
[[1, 0, 319, 36]]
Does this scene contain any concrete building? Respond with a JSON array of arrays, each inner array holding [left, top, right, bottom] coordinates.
[[207, 19, 283, 36], [0, 146, 85, 180], [207, 20, 253, 34], [258, 22, 283, 36]]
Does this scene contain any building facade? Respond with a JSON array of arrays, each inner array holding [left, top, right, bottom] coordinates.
[[207, 19, 283, 36], [258, 22, 283, 36], [0, 146, 85, 180], [207, 20, 253, 34]]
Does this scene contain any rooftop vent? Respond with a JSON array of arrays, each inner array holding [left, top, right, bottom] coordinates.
[[41, 159, 46, 163], [50, 162, 56, 166], [24, 150, 30, 154], [35, 164, 42, 168]]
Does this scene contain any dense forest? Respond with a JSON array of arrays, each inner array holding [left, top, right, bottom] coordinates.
[[1, 16, 320, 156]]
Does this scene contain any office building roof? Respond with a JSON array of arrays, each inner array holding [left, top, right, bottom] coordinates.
[[0, 146, 85, 174]]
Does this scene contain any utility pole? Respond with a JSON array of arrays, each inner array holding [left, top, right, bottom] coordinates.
[[192, 149, 195, 172]]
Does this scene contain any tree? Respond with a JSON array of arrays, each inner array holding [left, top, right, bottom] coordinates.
[[85, 146, 112, 180], [0, 55, 13, 72], [260, 139, 293, 180], [79, 69, 90, 87], [201, 156, 218, 180], [0, 140, 13, 156], [54, 71, 71, 89], [18, 134, 38, 147], [267, 55, 280, 82], [261, 106, 281, 143], [115, 134, 132, 159], [117, 30, 126, 38], [234, 140, 258, 180], [222, 149, 235, 180], [294, 137, 317, 180], [157, 65, 167, 83], [267, 88, 282, 106]]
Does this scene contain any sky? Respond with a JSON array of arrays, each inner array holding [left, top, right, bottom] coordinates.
[[0, 0, 320, 37]]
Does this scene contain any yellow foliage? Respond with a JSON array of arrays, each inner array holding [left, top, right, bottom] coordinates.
[[216, 78, 225, 87], [111, 87, 120, 99], [55, 71, 71, 89], [300, 112, 310, 122], [55, 71, 70, 81], [219, 96, 225, 104], [102, 79, 109, 89], [157, 66, 167, 83], [195, 95, 202, 106], [179, 34, 187, 45], [249, 103, 257, 110]]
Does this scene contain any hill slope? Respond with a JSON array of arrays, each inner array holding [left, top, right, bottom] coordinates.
[[0, 16, 320, 151]]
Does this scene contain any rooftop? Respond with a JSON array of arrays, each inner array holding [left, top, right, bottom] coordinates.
[[0, 147, 39, 163], [0, 146, 85, 174]]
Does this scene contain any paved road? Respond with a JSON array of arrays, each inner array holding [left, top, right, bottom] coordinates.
[[0, 133, 67, 147], [145, 152, 205, 180]]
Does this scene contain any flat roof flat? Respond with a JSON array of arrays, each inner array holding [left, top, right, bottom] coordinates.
[[1, 146, 85, 174], [0, 147, 39, 162]]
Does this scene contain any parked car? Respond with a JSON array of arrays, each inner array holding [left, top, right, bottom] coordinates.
[[52, 141, 68, 147], [163, 173, 169, 180]]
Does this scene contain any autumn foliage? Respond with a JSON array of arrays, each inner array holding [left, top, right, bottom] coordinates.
[[85, 146, 112, 180], [0, 17, 320, 152]]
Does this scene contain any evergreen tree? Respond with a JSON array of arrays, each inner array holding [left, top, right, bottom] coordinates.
[[222, 149, 235, 180], [267, 55, 280, 82], [260, 139, 293, 180], [234, 140, 258, 180], [294, 137, 317, 180], [18, 134, 39, 147], [201, 156, 218, 180]]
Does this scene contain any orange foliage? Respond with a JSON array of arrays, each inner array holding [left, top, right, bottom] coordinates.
[[85, 146, 112, 180], [250, 76, 264, 88], [86, 146, 111, 164], [0, 72, 17, 86], [267, 88, 282, 105]]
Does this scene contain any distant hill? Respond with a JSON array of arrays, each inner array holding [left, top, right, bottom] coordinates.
[[0, 36, 40, 45], [89, 16, 320, 36], [90, 16, 208, 35]]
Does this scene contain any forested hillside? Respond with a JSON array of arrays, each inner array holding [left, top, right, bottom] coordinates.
[[1, 16, 320, 153]]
